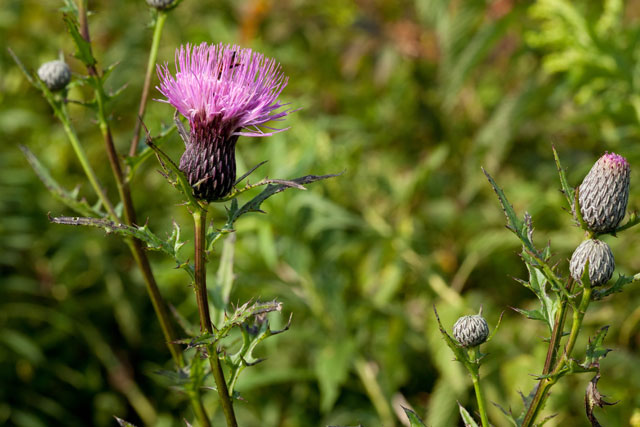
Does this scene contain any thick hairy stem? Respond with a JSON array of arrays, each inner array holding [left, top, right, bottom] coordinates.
[[193, 210, 238, 427]]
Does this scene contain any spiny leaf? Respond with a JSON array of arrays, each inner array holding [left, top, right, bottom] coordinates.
[[553, 146, 575, 212], [582, 326, 611, 368], [226, 312, 292, 393], [432, 305, 469, 366], [63, 14, 96, 67], [482, 167, 536, 254], [20, 145, 102, 217], [8, 48, 36, 86], [227, 172, 342, 224], [458, 403, 480, 427], [486, 310, 506, 343], [173, 300, 284, 348], [402, 406, 427, 427], [48, 214, 194, 278], [491, 402, 518, 426], [146, 139, 201, 210], [592, 272, 640, 300], [114, 417, 138, 427]]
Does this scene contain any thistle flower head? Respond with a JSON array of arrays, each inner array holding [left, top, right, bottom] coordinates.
[[156, 43, 292, 201], [453, 313, 489, 348], [578, 152, 630, 233], [569, 239, 615, 287], [37, 60, 71, 91]]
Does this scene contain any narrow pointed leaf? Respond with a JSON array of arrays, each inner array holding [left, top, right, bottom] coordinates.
[[20, 145, 101, 217], [63, 14, 96, 67], [403, 406, 427, 427], [458, 403, 480, 427], [553, 146, 575, 210]]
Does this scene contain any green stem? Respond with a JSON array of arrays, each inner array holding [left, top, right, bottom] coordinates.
[[469, 347, 490, 427], [57, 103, 118, 219], [522, 286, 592, 427], [128, 10, 167, 158], [194, 209, 238, 427]]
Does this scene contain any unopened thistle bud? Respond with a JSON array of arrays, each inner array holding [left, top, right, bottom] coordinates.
[[37, 60, 71, 91], [146, 0, 175, 9], [156, 43, 292, 201], [453, 314, 489, 348], [578, 153, 630, 233], [569, 239, 615, 286]]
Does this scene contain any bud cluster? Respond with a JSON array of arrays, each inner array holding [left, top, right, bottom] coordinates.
[[570, 152, 631, 287]]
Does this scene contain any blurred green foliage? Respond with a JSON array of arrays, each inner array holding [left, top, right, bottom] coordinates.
[[3, 0, 640, 426]]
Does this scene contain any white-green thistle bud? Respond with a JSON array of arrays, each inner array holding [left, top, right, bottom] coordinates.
[[37, 60, 71, 91], [578, 153, 630, 233], [453, 314, 489, 347], [146, 0, 175, 9], [569, 239, 615, 286]]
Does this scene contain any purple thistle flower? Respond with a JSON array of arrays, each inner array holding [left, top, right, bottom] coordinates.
[[156, 42, 292, 201]]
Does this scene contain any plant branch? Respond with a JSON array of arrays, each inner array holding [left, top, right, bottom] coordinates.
[[522, 285, 592, 426], [469, 347, 490, 427], [128, 10, 168, 157]]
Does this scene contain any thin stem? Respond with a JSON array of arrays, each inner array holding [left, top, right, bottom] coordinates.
[[57, 103, 118, 219], [542, 278, 574, 376], [521, 286, 592, 427], [128, 10, 168, 157], [469, 347, 490, 427], [194, 209, 238, 427]]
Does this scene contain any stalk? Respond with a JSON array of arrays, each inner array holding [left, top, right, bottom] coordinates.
[[521, 285, 592, 427], [193, 208, 238, 427], [128, 10, 168, 157], [469, 347, 490, 427]]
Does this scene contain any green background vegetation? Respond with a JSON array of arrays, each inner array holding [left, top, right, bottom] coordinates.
[[2, 0, 640, 425]]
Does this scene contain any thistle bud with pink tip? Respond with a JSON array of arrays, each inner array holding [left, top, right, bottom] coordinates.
[[578, 153, 630, 233]]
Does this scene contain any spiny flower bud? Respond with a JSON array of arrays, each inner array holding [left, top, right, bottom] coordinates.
[[37, 60, 71, 91], [146, 0, 175, 9], [453, 314, 489, 348], [569, 239, 615, 286], [578, 152, 630, 233]]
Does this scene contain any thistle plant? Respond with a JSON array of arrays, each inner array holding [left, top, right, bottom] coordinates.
[[11, 1, 336, 425], [425, 149, 640, 427]]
